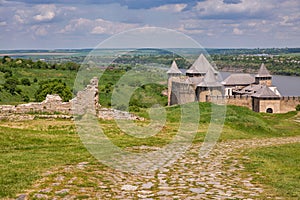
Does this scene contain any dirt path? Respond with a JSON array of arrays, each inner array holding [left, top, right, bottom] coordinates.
[[20, 136, 300, 199]]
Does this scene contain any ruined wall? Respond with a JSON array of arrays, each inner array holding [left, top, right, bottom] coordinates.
[[72, 77, 99, 115], [0, 77, 142, 120], [280, 96, 300, 113], [0, 77, 99, 115], [0, 94, 71, 114]]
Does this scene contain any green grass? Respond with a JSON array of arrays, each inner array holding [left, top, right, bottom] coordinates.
[[0, 119, 93, 198], [243, 143, 300, 199], [221, 105, 300, 140], [0, 105, 299, 198]]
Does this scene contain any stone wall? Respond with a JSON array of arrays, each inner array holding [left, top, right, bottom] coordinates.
[[280, 96, 300, 113], [0, 94, 71, 114], [253, 98, 281, 113], [207, 95, 252, 110], [207, 95, 300, 113], [72, 77, 99, 116], [170, 81, 196, 105]]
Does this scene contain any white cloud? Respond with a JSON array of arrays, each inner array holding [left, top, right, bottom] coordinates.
[[30, 25, 50, 36], [233, 27, 243, 35], [194, 0, 275, 19], [60, 18, 138, 35], [33, 4, 56, 22], [153, 4, 187, 13], [13, 9, 30, 24], [279, 13, 300, 26], [91, 26, 106, 34]]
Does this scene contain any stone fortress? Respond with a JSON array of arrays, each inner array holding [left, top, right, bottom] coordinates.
[[167, 54, 300, 113]]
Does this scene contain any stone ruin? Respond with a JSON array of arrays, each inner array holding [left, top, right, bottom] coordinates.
[[0, 94, 71, 114], [0, 77, 141, 121]]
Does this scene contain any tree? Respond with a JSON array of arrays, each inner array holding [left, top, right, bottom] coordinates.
[[1, 56, 12, 64], [35, 79, 72, 102], [22, 95, 30, 102], [3, 77, 20, 94], [296, 104, 300, 111]]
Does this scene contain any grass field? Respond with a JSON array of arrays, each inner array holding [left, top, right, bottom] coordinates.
[[0, 119, 93, 197], [0, 103, 299, 198], [243, 143, 300, 199]]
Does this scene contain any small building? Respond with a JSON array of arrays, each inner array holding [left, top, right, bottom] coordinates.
[[222, 74, 255, 96], [251, 85, 281, 113]]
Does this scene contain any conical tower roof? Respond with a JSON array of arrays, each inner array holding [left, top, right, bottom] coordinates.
[[252, 85, 279, 98], [186, 54, 217, 75], [198, 67, 222, 87], [256, 63, 271, 77], [167, 60, 182, 74]]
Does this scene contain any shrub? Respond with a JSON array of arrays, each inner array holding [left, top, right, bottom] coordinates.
[[296, 104, 300, 111], [22, 95, 30, 102], [3, 77, 20, 94], [21, 78, 31, 86], [35, 79, 72, 102]]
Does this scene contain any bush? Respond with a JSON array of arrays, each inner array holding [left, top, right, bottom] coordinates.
[[4, 71, 12, 78], [21, 78, 31, 86], [35, 79, 72, 102], [3, 77, 20, 94], [296, 104, 300, 111], [22, 95, 30, 102]]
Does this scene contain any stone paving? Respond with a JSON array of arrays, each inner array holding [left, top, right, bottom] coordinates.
[[19, 136, 300, 200]]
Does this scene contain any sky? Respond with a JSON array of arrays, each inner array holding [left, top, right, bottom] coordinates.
[[0, 0, 299, 49]]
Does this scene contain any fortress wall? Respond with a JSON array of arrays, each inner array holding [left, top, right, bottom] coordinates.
[[170, 82, 195, 105], [280, 96, 300, 113], [207, 95, 252, 109]]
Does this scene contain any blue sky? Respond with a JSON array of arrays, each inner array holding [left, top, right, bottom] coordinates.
[[0, 0, 299, 49]]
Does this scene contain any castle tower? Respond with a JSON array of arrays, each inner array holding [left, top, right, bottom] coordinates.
[[196, 67, 222, 102], [251, 85, 280, 113], [167, 60, 182, 106], [167, 60, 182, 78], [186, 54, 217, 77], [255, 63, 272, 86]]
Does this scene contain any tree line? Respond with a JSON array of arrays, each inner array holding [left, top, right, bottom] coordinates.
[[0, 56, 73, 103], [1, 56, 80, 71]]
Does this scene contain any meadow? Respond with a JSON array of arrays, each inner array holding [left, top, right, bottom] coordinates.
[[244, 143, 300, 199], [0, 103, 299, 198]]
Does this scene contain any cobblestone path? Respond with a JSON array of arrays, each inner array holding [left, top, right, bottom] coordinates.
[[20, 136, 300, 200]]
